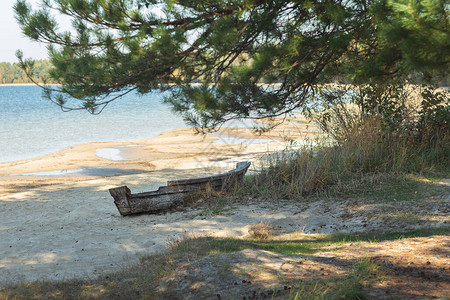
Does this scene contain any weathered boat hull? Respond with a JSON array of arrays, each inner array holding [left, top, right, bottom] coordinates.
[[109, 162, 251, 216]]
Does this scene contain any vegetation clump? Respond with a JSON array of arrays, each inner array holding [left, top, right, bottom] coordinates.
[[248, 221, 274, 240]]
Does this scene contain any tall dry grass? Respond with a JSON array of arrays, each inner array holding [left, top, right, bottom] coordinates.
[[242, 85, 449, 199]]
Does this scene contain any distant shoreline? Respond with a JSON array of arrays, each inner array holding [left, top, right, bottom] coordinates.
[[0, 83, 60, 87], [0, 83, 37, 86]]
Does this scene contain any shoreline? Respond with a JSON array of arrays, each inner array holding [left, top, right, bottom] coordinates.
[[0, 83, 60, 87], [0, 127, 269, 177], [0, 115, 320, 177]]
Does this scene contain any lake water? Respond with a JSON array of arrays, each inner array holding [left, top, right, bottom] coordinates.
[[0, 86, 186, 162]]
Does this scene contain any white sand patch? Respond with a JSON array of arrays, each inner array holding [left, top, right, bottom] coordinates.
[[95, 148, 124, 161]]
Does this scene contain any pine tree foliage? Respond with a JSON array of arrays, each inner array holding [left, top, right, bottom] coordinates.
[[14, 0, 449, 128], [371, 0, 449, 79]]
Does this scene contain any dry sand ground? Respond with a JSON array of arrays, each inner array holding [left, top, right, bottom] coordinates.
[[0, 120, 448, 298]]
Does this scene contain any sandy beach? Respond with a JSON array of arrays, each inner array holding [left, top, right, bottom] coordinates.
[[1, 118, 449, 289], [0, 118, 324, 284]]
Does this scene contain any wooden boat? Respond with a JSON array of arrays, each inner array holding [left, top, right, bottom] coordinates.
[[109, 161, 251, 216]]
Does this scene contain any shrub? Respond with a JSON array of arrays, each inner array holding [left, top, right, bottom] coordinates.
[[248, 221, 274, 239]]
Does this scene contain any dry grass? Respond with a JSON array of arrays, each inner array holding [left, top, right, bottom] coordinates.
[[248, 221, 274, 239], [242, 108, 449, 200]]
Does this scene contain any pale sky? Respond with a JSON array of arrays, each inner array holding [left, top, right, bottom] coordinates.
[[0, 0, 49, 63]]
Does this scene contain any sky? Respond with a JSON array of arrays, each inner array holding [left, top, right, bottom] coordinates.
[[0, 0, 49, 63]]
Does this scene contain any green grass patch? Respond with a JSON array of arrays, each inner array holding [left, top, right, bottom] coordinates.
[[288, 276, 367, 300], [342, 173, 449, 202], [164, 226, 450, 259], [328, 226, 450, 244]]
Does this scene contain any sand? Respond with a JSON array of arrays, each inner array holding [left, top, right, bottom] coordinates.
[[0, 119, 324, 285]]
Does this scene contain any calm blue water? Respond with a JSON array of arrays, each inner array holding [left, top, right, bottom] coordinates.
[[0, 86, 186, 162]]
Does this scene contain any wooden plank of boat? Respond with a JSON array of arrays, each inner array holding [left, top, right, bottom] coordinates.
[[109, 162, 251, 216]]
